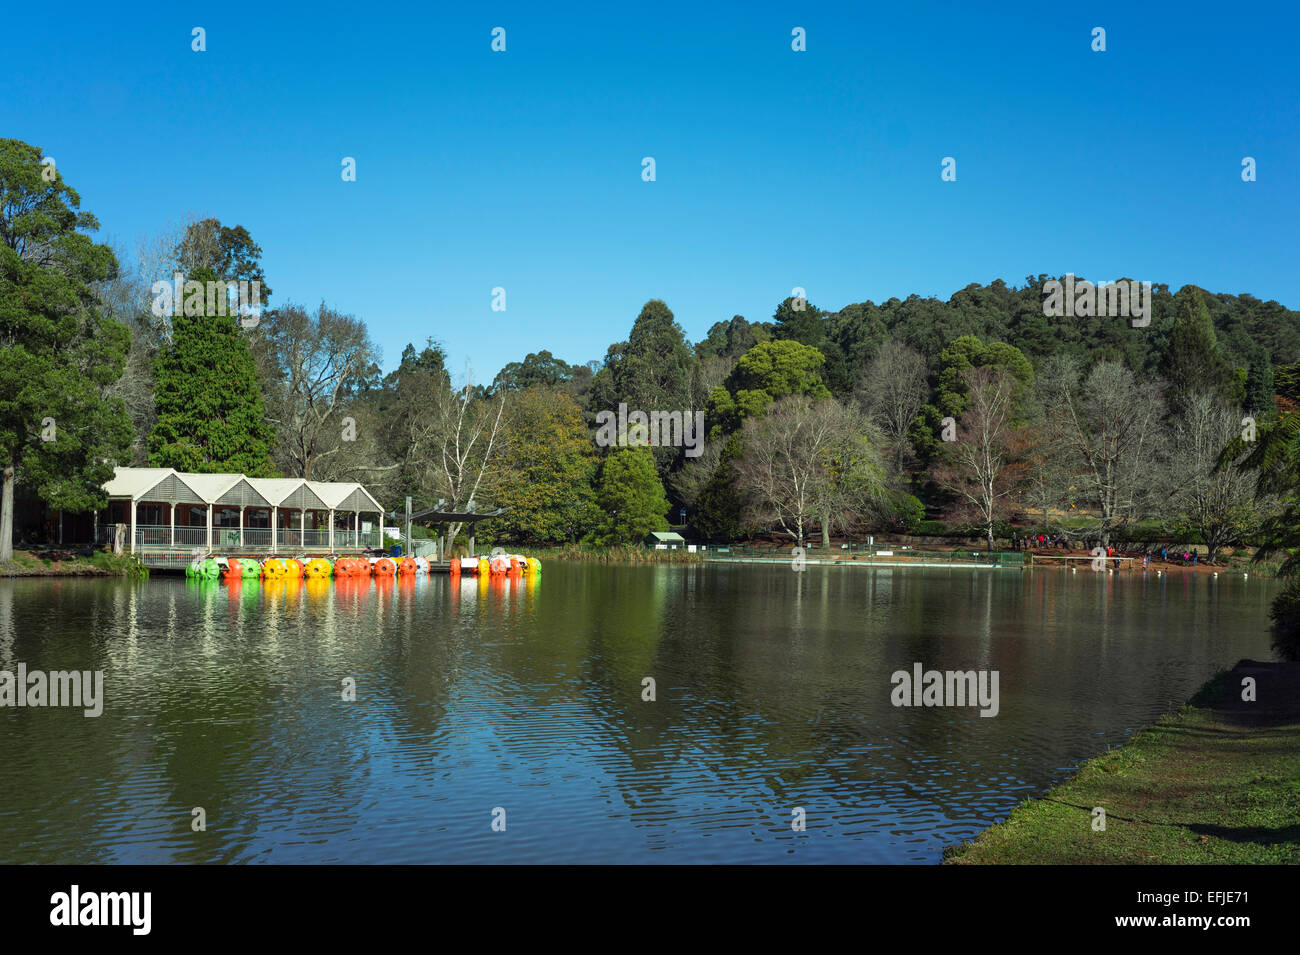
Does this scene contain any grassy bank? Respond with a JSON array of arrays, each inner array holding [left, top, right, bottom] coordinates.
[[526, 544, 705, 564], [0, 549, 147, 578], [944, 661, 1300, 864]]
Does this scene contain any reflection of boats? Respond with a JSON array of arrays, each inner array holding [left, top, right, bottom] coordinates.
[[191, 553, 541, 583], [449, 554, 541, 579]]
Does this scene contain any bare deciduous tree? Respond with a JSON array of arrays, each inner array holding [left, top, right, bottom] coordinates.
[[260, 302, 379, 480], [732, 395, 885, 547], [389, 376, 508, 546], [667, 438, 724, 508], [856, 339, 928, 475], [1042, 359, 1168, 548], [1020, 356, 1079, 534], [935, 366, 1023, 551], [1169, 391, 1265, 560]]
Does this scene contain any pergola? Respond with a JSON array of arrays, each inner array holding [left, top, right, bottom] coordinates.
[[100, 467, 385, 555], [404, 501, 506, 559]]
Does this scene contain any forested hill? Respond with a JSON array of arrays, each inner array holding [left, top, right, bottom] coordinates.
[[717, 276, 1299, 398]]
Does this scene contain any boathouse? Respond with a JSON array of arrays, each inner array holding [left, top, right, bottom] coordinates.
[[95, 467, 386, 560]]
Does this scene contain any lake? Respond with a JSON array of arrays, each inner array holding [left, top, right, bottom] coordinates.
[[0, 563, 1278, 863]]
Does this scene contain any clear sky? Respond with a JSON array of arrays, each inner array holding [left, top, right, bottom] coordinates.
[[5, 0, 1297, 384]]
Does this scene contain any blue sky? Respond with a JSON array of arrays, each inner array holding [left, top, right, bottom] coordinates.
[[4, 0, 1297, 383]]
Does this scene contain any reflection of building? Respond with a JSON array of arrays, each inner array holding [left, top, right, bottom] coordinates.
[[84, 468, 385, 560]]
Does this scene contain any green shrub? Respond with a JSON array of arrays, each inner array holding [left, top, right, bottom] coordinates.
[[889, 492, 926, 533], [916, 520, 947, 536]]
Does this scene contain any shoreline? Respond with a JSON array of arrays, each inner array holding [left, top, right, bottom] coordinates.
[[944, 660, 1300, 864], [0, 550, 146, 578], [0, 544, 1272, 577]]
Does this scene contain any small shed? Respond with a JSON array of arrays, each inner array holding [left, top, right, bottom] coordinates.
[[645, 531, 686, 550]]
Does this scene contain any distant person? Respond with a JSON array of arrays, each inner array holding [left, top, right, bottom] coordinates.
[[1161, 547, 1167, 562]]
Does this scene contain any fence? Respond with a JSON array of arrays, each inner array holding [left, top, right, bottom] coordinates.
[[700, 543, 1028, 568], [129, 524, 378, 552], [174, 526, 209, 546], [132, 525, 173, 547], [131, 525, 214, 548], [127, 527, 379, 556], [1029, 554, 1137, 571]]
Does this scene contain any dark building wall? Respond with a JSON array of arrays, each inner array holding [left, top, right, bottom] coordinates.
[[12, 485, 96, 545]]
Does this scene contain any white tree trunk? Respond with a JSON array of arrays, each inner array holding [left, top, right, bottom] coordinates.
[[0, 465, 14, 562]]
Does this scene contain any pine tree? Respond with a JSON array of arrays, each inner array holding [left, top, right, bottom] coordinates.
[[589, 447, 669, 545], [148, 267, 275, 474], [1245, 348, 1275, 414], [691, 433, 746, 541], [1158, 288, 1236, 415]]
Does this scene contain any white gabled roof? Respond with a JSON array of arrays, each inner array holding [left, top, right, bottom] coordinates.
[[102, 468, 383, 512], [306, 480, 382, 512], [103, 467, 174, 499], [174, 472, 243, 503], [305, 480, 353, 509], [246, 477, 309, 507]]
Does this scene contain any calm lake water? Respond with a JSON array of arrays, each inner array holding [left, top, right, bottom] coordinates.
[[0, 563, 1278, 864]]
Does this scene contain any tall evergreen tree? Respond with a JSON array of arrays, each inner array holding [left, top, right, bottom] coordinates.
[[772, 295, 825, 346], [772, 295, 852, 394], [175, 218, 272, 303], [1245, 346, 1276, 414], [691, 433, 745, 541], [592, 300, 696, 479], [1157, 288, 1237, 415], [0, 138, 132, 560], [589, 447, 669, 545], [148, 266, 276, 474]]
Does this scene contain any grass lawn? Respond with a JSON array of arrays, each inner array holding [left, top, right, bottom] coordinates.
[[945, 661, 1300, 864]]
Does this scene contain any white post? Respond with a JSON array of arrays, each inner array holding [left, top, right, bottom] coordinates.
[[328, 509, 334, 551], [271, 506, 278, 554], [206, 504, 212, 551], [354, 512, 359, 549], [130, 500, 137, 554], [239, 505, 244, 548], [169, 503, 175, 548], [301, 508, 306, 549]]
